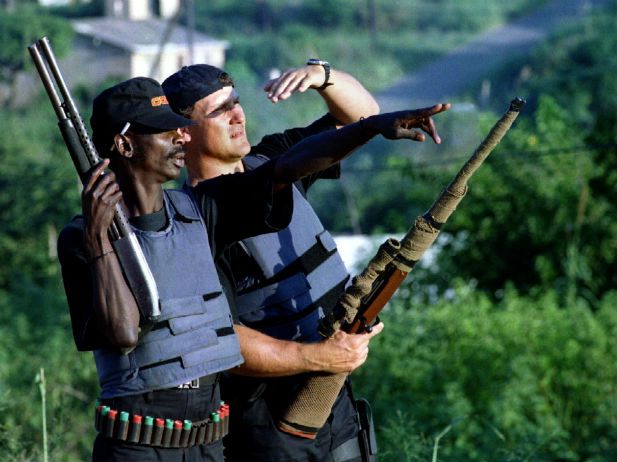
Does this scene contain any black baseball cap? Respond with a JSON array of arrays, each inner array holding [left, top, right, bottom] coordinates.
[[91, 77, 196, 152], [162, 64, 234, 113]]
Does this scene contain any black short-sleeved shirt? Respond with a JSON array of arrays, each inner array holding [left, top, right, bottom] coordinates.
[[57, 159, 292, 351], [216, 114, 340, 321], [250, 113, 341, 193]]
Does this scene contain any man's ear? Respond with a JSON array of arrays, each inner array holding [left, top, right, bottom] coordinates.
[[114, 133, 133, 158]]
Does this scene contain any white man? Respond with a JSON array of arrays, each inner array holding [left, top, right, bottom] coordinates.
[[162, 63, 449, 462]]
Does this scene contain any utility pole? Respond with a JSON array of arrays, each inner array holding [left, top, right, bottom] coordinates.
[[185, 0, 194, 64]]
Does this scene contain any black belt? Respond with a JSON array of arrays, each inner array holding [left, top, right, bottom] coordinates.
[[175, 373, 218, 389], [94, 400, 229, 448]]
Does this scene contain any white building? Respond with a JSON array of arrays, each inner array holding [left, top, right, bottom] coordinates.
[[63, 0, 229, 86]]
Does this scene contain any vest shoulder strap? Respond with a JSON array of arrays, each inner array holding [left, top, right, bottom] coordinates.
[[242, 153, 269, 171], [164, 189, 201, 221]]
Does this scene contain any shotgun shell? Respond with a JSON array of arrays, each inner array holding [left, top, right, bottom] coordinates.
[[140, 416, 153, 445], [204, 420, 214, 445], [161, 418, 174, 448], [188, 421, 198, 447], [211, 412, 220, 442], [170, 420, 182, 447], [127, 414, 142, 443], [217, 410, 224, 436], [222, 404, 230, 435], [95, 404, 103, 432], [115, 411, 129, 440], [151, 418, 165, 446], [197, 421, 207, 445], [99, 406, 110, 434], [105, 409, 117, 438], [179, 420, 192, 447]]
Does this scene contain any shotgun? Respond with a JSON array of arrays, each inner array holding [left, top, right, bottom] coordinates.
[[28, 36, 161, 321], [278, 97, 526, 438]]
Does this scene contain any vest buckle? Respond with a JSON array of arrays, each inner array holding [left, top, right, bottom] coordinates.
[[176, 377, 199, 389]]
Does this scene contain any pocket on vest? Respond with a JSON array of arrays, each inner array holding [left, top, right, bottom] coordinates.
[[167, 294, 230, 335], [237, 273, 311, 322]]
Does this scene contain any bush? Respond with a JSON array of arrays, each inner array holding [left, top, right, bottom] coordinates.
[[0, 278, 99, 461], [352, 285, 617, 461]]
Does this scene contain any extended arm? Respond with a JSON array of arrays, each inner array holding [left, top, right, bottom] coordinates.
[[273, 103, 451, 186], [82, 160, 140, 348], [264, 65, 380, 125], [231, 323, 384, 377]]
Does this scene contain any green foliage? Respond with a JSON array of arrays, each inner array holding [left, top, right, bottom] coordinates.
[[194, 0, 549, 92], [405, 6, 617, 305], [0, 68, 94, 459], [0, 5, 73, 82], [444, 95, 596, 294], [0, 93, 81, 291], [308, 107, 483, 234], [47, 0, 104, 19], [225, 28, 408, 96], [195, 0, 550, 35], [0, 278, 99, 461], [352, 287, 617, 461]]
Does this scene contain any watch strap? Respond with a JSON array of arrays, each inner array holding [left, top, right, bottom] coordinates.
[[307, 59, 332, 90]]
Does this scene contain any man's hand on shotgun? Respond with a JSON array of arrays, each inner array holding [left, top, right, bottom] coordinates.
[[302, 322, 384, 374]]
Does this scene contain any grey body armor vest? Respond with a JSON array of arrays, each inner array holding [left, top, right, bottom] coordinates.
[[94, 190, 243, 398], [237, 155, 349, 342]]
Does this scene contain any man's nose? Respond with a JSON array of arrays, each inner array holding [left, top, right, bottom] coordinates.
[[175, 127, 192, 144], [230, 104, 245, 124]]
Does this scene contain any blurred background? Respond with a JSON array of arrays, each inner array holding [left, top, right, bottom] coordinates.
[[0, 0, 615, 460]]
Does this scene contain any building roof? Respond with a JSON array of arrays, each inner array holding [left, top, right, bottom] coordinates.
[[72, 17, 229, 54]]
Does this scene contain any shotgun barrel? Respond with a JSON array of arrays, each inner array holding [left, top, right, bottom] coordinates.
[[28, 36, 160, 321]]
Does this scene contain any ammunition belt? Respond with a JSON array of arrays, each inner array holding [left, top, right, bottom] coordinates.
[[94, 400, 229, 448]]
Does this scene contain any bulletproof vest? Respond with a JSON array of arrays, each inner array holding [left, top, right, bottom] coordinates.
[[237, 155, 349, 342], [94, 189, 243, 398]]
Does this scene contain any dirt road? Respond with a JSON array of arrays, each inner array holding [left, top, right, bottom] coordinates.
[[376, 0, 613, 110]]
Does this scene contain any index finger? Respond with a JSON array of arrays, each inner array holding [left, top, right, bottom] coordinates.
[[84, 159, 109, 191], [418, 103, 450, 143], [416, 103, 451, 118]]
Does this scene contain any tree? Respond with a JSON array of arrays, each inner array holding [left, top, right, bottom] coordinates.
[[398, 7, 617, 305], [0, 5, 73, 106]]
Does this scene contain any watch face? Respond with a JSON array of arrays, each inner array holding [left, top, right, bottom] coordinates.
[[307, 59, 329, 66]]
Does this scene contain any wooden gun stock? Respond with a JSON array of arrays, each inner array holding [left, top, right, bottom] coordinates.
[[347, 265, 406, 333]]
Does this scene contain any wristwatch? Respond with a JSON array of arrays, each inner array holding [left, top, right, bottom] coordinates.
[[307, 58, 332, 90]]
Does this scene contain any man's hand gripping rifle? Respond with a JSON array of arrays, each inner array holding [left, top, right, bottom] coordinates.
[[28, 37, 160, 321], [278, 97, 526, 439]]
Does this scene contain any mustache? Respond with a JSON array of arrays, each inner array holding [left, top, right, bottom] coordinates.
[[168, 146, 185, 157]]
